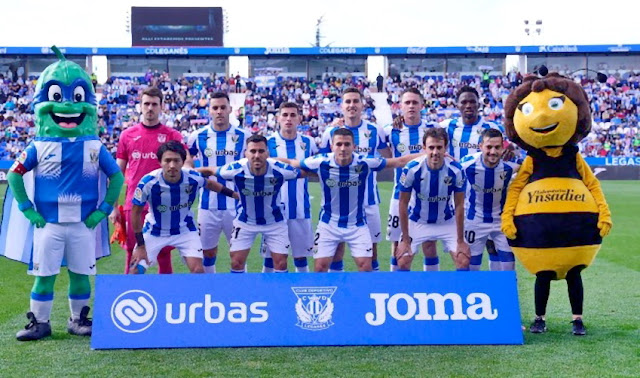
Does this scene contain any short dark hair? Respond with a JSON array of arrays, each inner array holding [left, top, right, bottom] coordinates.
[[423, 127, 449, 147], [210, 92, 230, 103], [278, 102, 300, 114], [332, 127, 354, 142], [480, 128, 504, 142], [401, 87, 424, 102], [157, 140, 186, 162], [142, 87, 163, 104], [456, 86, 479, 101], [246, 134, 268, 147], [342, 87, 363, 99]]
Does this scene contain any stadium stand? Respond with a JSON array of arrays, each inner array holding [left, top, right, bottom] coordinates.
[[0, 71, 638, 159]]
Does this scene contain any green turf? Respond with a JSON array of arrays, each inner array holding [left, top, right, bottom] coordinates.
[[0, 181, 638, 377]]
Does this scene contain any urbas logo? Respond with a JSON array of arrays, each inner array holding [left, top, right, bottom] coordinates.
[[111, 290, 158, 333], [165, 295, 268, 324], [365, 292, 498, 326]]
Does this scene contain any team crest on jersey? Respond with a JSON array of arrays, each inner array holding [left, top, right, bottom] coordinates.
[[89, 149, 99, 163], [185, 185, 194, 195], [204, 148, 214, 157], [157, 205, 168, 213], [325, 178, 337, 188], [444, 176, 453, 185], [133, 188, 143, 202], [231, 135, 239, 143], [269, 177, 279, 185], [499, 171, 508, 180], [396, 143, 407, 153], [354, 164, 363, 173], [300, 142, 307, 151], [158, 134, 167, 143], [291, 287, 337, 331], [363, 131, 371, 139]]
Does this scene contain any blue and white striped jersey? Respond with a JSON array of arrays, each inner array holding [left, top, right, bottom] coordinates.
[[399, 156, 466, 224], [439, 117, 505, 160], [318, 121, 387, 206], [18, 136, 121, 223], [133, 168, 206, 237], [384, 121, 436, 200], [300, 153, 386, 228], [216, 158, 300, 226], [460, 152, 518, 224], [267, 132, 318, 220], [187, 124, 251, 211]]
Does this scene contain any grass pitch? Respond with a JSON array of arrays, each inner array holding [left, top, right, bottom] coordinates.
[[0, 181, 638, 377]]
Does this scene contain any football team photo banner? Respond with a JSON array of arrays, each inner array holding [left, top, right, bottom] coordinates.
[[92, 272, 523, 349]]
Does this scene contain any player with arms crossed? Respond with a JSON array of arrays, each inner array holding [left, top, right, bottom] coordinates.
[[439, 85, 513, 270], [129, 141, 237, 274], [318, 87, 389, 271], [110, 87, 184, 274], [186, 92, 251, 273], [204, 135, 301, 273], [395, 128, 471, 271], [385, 87, 438, 271], [261, 102, 318, 273], [460, 128, 519, 271], [281, 128, 420, 272]]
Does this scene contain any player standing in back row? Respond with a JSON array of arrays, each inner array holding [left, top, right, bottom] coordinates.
[[439, 86, 509, 270], [261, 102, 318, 273], [319, 87, 389, 271], [186, 92, 251, 273], [110, 87, 184, 274]]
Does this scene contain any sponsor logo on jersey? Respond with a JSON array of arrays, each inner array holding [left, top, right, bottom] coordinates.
[[396, 143, 407, 153], [292, 287, 336, 331], [204, 148, 214, 157], [325, 178, 337, 188], [157, 205, 168, 213]]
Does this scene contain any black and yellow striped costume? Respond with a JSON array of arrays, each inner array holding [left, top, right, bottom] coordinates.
[[502, 145, 610, 279]]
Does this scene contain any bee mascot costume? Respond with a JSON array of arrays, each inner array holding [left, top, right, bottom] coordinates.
[[2, 46, 124, 341], [501, 72, 612, 336]]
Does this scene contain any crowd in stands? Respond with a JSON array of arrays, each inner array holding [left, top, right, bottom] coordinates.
[[0, 69, 639, 160]]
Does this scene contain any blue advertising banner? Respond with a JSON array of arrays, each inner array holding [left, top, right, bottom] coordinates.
[[584, 157, 640, 166], [92, 272, 523, 349]]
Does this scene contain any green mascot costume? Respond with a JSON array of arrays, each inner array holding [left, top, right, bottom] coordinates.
[[6, 46, 123, 341], [501, 72, 612, 335]]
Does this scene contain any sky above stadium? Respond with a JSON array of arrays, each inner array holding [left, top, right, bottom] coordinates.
[[1, 0, 638, 48]]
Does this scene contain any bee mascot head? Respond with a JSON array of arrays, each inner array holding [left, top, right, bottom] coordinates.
[[504, 72, 591, 152], [501, 72, 612, 280]]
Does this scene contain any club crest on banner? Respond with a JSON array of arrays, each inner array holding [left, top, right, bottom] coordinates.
[[292, 287, 337, 331]]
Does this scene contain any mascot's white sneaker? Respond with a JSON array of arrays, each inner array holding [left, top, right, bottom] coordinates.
[[16, 312, 52, 341], [67, 306, 92, 336]]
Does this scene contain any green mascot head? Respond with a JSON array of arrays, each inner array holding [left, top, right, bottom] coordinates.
[[33, 46, 97, 138]]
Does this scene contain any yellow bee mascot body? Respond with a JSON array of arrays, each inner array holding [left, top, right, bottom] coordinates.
[[501, 73, 612, 335]]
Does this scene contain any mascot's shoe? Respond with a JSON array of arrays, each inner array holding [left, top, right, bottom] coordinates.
[[529, 317, 547, 333], [67, 306, 92, 336], [16, 312, 52, 341], [571, 319, 586, 336]]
